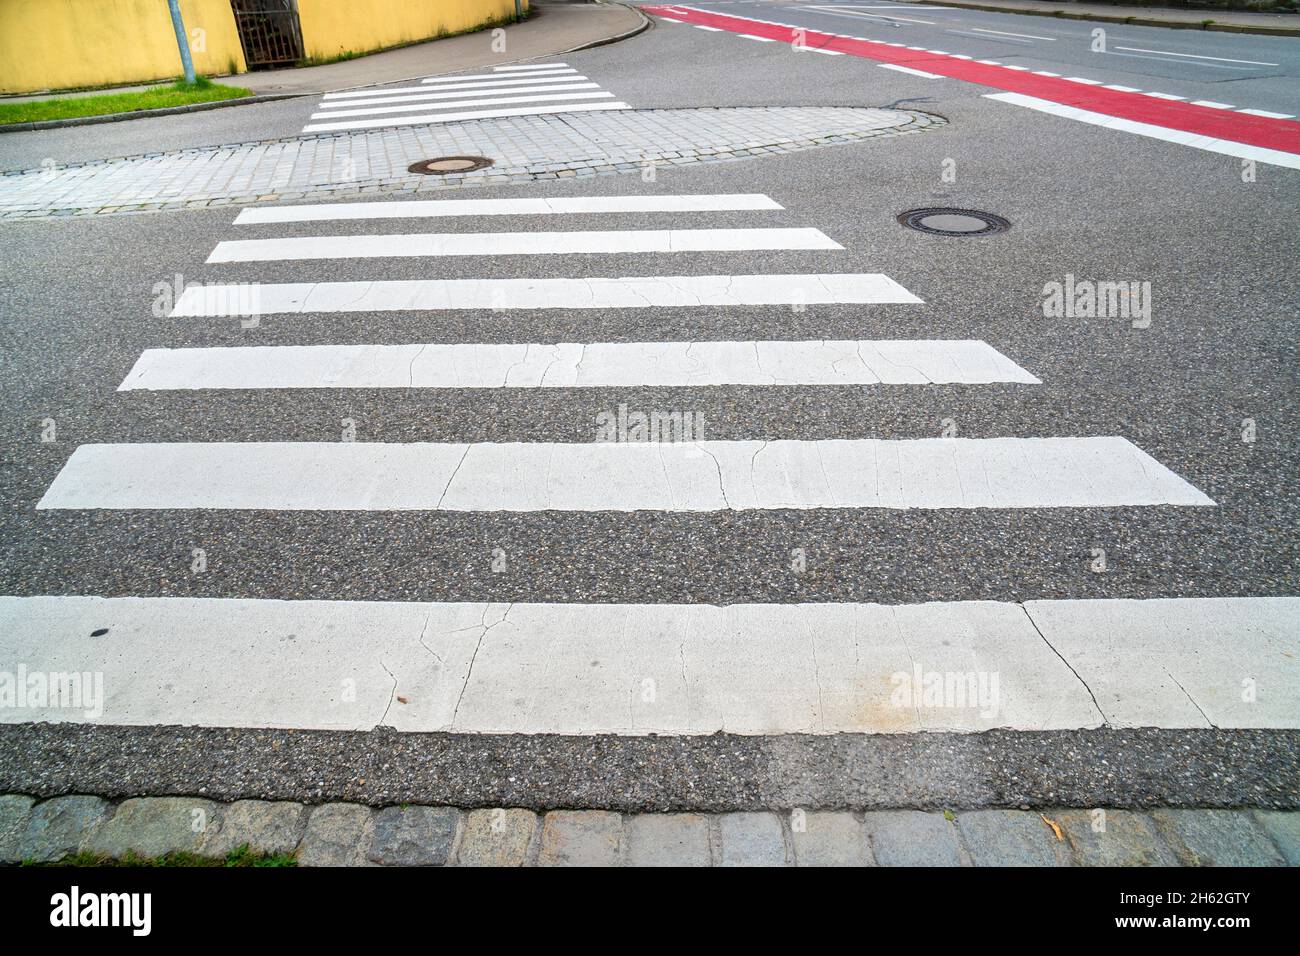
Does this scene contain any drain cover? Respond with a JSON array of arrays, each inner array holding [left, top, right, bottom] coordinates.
[[897, 207, 1010, 237], [408, 156, 494, 175]]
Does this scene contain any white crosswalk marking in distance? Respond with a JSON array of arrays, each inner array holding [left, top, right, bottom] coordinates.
[[302, 62, 629, 132]]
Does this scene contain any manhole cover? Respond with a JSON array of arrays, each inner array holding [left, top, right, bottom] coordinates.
[[407, 156, 494, 175], [897, 207, 1011, 237]]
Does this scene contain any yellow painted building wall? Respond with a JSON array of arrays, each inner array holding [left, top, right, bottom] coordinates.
[[295, 0, 526, 61], [0, 0, 247, 94], [0, 0, 527, 95]]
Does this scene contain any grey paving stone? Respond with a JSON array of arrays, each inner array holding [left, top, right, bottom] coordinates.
[[1252, 811, 1300, 866], [792, 811, 870, 866], [457, 808, 536, 867], [298, 803, 375, 867], [0, 794, 35, 863], [18, 795, 111, 863], [718, 812, 786, 867], [201, 800, 307, 858], [957, 811, 1072, 867], [84, 797, 220, 860], [536, 810, 622, 867], [366, 805, 459, 866], [1053, 810, 1178, 867], [625, 813, 711, 867], [864, 810, 968, 867], [1152, 810, 1285, 867]]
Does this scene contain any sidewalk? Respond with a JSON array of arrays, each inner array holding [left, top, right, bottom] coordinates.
[[213, 1, 647, 97], [913, 0, 1300, 35], [2, 794, 1296, 865]]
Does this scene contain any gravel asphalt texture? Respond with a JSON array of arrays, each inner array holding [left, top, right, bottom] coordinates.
[[0, 7, 1295, 807]]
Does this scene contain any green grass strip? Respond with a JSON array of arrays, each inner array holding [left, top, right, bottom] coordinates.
[[0, 77, 252, 126]]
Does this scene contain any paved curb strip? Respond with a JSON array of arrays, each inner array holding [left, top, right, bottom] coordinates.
[[0, 793, 1294, 865]]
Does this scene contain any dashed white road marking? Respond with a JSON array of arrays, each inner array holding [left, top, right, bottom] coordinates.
[[1238, 108, 1295, 119], [316, 81, 601, 110], [1113, 46, 1279, 66], [310, 91, 616, 120], [880, 63, 944, 79], [119, 340, 1042, 390], [171, 273, 924, 316], [1191, 100, 1236, 110], [970, 27, 1055, 41], [207, 228, 843, 263], [38, 437, 1212, 512], [233, 194, 785, 224]]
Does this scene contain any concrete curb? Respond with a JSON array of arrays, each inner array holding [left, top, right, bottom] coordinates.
[[0, 93, 300, 135], [558, 0, 653, 53], [914, 0, 1300, 36]]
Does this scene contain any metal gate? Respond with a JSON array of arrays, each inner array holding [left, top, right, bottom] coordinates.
[[230, 0, 304, 69]]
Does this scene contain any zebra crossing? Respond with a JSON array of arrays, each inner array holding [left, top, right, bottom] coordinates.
[[301, 62, 630, 133], [14, 187, 1296, 740]]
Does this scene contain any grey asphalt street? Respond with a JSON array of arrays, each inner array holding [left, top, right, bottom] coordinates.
[[0, 5, 1296, 808]]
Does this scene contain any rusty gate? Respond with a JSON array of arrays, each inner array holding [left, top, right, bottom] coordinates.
[[230, 0, 304, 69]]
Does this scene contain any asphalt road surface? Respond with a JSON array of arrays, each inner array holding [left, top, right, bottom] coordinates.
[[0, 2, 1296, 810]]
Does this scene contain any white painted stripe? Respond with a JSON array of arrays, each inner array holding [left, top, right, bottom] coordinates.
[[984, 92, 1300, 170], [976, 59, 1002, 65], [492, 62, 569, 71], [315, 81, 600, 110], [660, 16, 682, 23], [171, 273, 924, 316], [1064, 77, 1104, 85], [1001, 64, 1030, 71], [310, 91, 616, 120], [1113, 46, 1278, 66], [118, 340, 1042, 391], [970, 26, 1055, 41], [421, 68, 578, 83], [1031, 70, 1060, 77], [302, 100, 631, 132], [1237, 108, 1294, 119], [1142, 91, 1186, 101], [1103, 84, 1140, 92], [811, 48, 844, 55], [322, 74, 582, 99], [207, 228, 844, 263], [879, 63, 944, 79], [739, 34, 776, 41], [37, 438, 1213, 512], [233, 194, 784, 225], [1191, 100, 1235, 110], [695, 24, 722, 31], [3, 595, 1287, 733]]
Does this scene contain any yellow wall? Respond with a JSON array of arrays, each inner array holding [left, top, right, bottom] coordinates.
[[296, 0, 526, 60], [0, 0, 247, 94], [0, 0, 526, 95]]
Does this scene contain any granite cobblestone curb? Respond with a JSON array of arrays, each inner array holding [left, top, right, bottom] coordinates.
[[1, 794, 1295, 866], [0, 106, 943, 219]]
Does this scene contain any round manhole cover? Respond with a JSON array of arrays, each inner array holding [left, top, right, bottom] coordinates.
[[897, 207, 1011, 237], [407, 156, 494, 175]]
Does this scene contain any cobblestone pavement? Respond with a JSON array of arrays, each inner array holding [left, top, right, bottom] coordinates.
[[0, 106, 939, 219], [1, 794, 1295, 866]]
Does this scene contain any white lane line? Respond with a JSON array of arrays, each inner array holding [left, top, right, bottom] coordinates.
[[118, 340, 1042, 390], [879, 63, 944, 79], [1001, 65, 1030, 71], [323, 75, 583, 99], [302, 100, 630, 133], [171, 273, 924, 316], [207, 228, 844, 263], [1237, 108, 1294, 119], [1031, 70, 1060, 77], [1103, 84, 1140, 92], [1191, 100, 1235, 110], [37, 438, 1213, 512], [985, 91, 1300, 170], [1113, 46, 1279, 66], [310, 91, 615, 120], [1142, 91, 1186, 100], [6, 595, 1286, 733], [1064, 77, 1104, 85], [695, 24, 722, 30], [739, 33, 776, 41], [659, 16, 682, 22], [977, 59, 1003, 65], [970, 27, 1055, 41], [233, 194, 784, 224], [315, 81, 600, 110], [492, 62, 570, 71], [946, 30, 1031, 45]]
